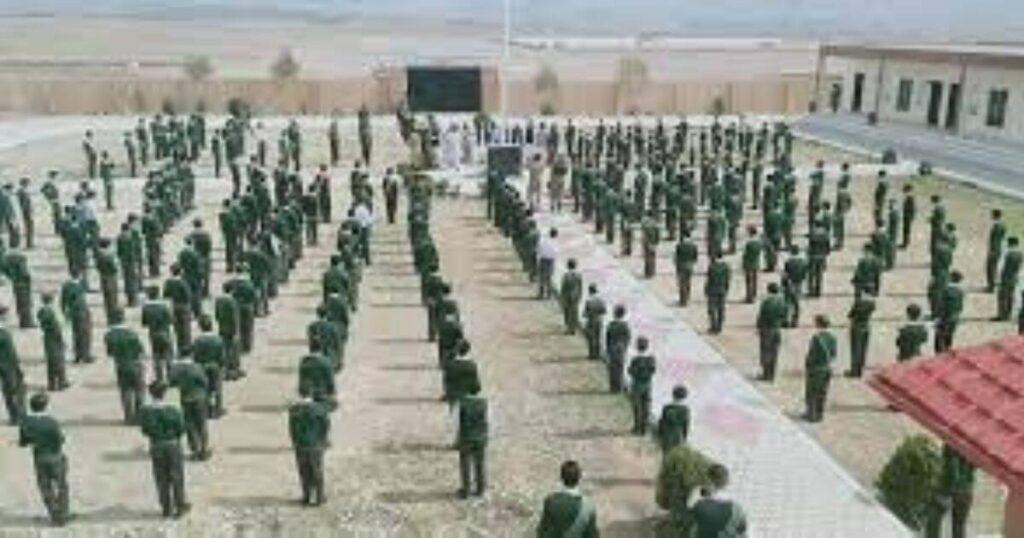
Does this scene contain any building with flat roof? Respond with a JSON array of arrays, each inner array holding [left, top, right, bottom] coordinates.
[[817, 43, 1024, 143]]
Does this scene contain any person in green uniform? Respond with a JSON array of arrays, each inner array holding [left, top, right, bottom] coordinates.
[[192, 316, 226, 418], [604, 305, 631, 393], [852, 244, 882, 298], [288, 394, 331, 506], [105, 321, 146, 425], [675, 229, 698, 306], [603, 186, 619, 246], [141, 286, 175, 385], [142, 209, 163, 278], [0, 306, 25, 424], [559, 259, 583, 335], [183, 227, 210, 304], [15, 178, 33, 250], [139, 383, 190, 518], [211, 131, 223, 178], [619, 192, 637, 257], [706, 208, 725, 260], [437, 311, 464, 369], [996, 236, 1022, 321], [99, 151, 115, 210], [691, 464, 748, 537], [986, 209, 1007, 293], [358, 105, 373, 165], [442, 340, 480, 408], [537, 460, 599, 537], [4, 250, 35, 328], [116, 224, 141, 307], [929, 195, 947, 255], [657, 385, 690, 453], [741, 226, 763, 303], [308, 306, 342, 372], [935, 444, 976, 538], [935, 271, 965, 353], [169, 352, 211, 460], [583, 285, 607, 360], [302, 185, 319, 246], [873, 170, 889, 228], [60, 277, 93, 364], [756, 282, 787, 381], [214, 289, 243, 380], [886, 198, 900, 256], [219, 200, 241, 273], [328, 119, 341, 167], [96, 238, 124, 325], [226, 276, 258, 354], [806, 224, 830, 298], [299, 348, 336, 409], [641, 212, 660, 278], [896, 304, 929, 362], [383, 168, 400, 225], [804, 314, 837, 423], [845, 292, 876, 378], [763, 204, 783, 272], [18, 393, 71, 525], [900, 184, 916, 249], [627, 337, 656, 435], [456, 384, 488, 498], [705, 251, 731, 334], [37, 294, 69, 391], [834, 174, 852, 250], [164, 264, 194, 356]]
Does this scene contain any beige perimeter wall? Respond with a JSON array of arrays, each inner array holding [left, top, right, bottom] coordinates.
[[0, 69, 816, 116]]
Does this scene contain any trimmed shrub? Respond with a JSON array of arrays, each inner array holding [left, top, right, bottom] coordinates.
[[876, 435, 943, 530], [656, 445, 715, 533]]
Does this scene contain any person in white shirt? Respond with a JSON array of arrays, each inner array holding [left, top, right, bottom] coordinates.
[[352, 201, 374, 265], [537, 228, 559, 300]]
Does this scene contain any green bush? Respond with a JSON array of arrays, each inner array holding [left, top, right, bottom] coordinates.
[[876, 435, 943, 530], [918, 161, 933, 176], [160, 98, 177, 116], [656, 445, 715, 532], [227, 97, 252, 120], [881, 148, 898, 164]]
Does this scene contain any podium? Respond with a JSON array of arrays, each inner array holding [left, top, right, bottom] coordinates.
[[487, 145, 522, 179]]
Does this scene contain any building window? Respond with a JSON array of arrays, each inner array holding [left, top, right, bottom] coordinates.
[[986, 89, 1009, 128], [896, 79, 913, 112]]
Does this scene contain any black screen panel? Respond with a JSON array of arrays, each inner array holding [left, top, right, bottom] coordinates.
[[407, 67, 482, 113]]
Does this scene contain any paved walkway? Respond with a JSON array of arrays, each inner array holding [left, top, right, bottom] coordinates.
[[795, 113, 1024, 198], [514, 179, 911, 537]]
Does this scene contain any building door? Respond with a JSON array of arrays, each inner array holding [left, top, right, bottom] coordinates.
[[927, 81, 944, 127], [945, 83, 961, 130], [852, 73, 865, 113]]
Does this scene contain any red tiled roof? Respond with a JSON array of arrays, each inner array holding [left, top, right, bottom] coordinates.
[[869, 335, 1024, 491]]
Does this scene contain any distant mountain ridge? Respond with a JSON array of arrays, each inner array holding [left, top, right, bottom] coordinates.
[[0, 0, 1019, 40]]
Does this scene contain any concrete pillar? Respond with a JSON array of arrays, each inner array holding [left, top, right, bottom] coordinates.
[[1004, 486, 1024, 537]]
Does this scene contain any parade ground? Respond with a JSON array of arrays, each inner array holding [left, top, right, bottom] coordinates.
[[0, 114, 1016, 536]]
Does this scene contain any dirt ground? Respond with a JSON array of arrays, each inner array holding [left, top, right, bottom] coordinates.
[[0, 116, 1011, 536], [0, 119, 675, 537]]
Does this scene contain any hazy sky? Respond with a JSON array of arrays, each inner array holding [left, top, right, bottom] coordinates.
[[3, 0, 1021, 40]]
